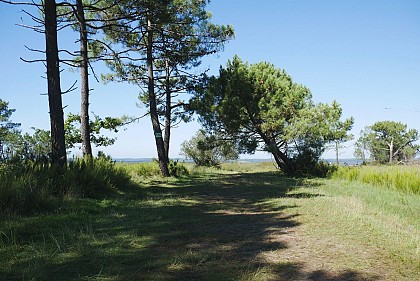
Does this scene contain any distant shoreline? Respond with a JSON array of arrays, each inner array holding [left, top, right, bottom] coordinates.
[[113, 158, 363, 165]]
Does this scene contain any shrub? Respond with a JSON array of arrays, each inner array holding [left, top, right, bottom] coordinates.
[[168, 160, 189, 177], [180, 130, 239, 167]]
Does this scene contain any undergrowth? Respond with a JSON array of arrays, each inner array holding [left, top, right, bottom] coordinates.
[[0, 157, 130, 216]]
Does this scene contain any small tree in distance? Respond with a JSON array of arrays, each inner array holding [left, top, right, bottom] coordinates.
[[326, 101, 354, 164], [180, 130, 239, 167], [355, 120, 419, 164]]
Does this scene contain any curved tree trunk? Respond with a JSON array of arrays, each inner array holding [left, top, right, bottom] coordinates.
[[45, 0, 66, 167], [257, 128, 294, 174], [246, 107, 294, 174], [76, 0, 92, 157], [147, 17, 170, 177]]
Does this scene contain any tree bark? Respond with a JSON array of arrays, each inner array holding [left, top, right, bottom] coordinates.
[[257, 128, 294, 174], [335, 140, 339, 164], [163, 58, 171, 162], [147, 17, 170, 176], [389, 139, 393, 163], [76, 0, 92, 157], [246, 107, 294, 174], [45, 0, 66, 167]]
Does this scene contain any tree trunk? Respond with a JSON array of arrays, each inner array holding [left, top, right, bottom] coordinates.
[[147, 17, 170, 176], [257, 129, 294, 174], [270, 143, 295, 175], [45, 0, 66, 167], [76, 0, 92, 157], [335, 140, 339, 164], [389, 139, 393, 163], [163, 58, 171, 162], [247, 108, 294, 174]]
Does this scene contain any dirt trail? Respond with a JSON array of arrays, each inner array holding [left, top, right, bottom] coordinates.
[[173, 173, 398, 281]]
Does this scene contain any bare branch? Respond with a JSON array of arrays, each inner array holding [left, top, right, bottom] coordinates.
[[62, 80, 78, 94], [20, 57, 45, 63]]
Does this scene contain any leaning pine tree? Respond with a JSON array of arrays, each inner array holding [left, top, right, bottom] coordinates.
[[192, 56, 353, 175]]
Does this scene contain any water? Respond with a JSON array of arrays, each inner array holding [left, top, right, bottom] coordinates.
[[114, 157, 362, 165]]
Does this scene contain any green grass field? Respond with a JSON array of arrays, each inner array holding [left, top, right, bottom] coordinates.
[[0, 162, 418, 280]]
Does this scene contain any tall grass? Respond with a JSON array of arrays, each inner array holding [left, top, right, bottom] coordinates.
[[0, 157, 131, 216], [120, 160, 190, 178], [331, 165, 420, 194]]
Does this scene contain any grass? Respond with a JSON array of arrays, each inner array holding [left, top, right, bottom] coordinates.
[[331, 164, 420, 194], [0, 162, 418, 280], [0, 158, 131, 217]]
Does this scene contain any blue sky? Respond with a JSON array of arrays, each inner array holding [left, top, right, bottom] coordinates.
[[1, 0, 419, 159]]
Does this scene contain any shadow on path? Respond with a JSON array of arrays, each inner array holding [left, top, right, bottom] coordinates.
[[2, 171, 380, 280]]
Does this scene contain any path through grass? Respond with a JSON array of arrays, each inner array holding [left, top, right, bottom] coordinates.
[[1, 164, 418, 280]]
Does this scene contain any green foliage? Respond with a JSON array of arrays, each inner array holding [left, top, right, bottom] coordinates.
[[180, 130, 239, 167], [0, 157, 131, 216], [191, 56, 352, 174], [331, 165, 420, 194], [355, 121, 419, 163], [0, 99, 21, 161], [0, 128, 51, 163], [168, 160, 189, 177], [20, 128, 52, 162], [0, 162, 54, 216], [324, 101, 354, 163], [101, 0, 234, 175], [65, 113, 127, 149]]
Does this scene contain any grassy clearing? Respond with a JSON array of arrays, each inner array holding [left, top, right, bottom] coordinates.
[[331, 165, 420, 194], [0, 162, 418, 280]]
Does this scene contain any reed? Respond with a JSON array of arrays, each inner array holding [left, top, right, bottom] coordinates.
[[331, 165, 420, 194]]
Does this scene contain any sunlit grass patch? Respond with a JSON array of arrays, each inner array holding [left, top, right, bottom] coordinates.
[[331, 165, 420, 194]]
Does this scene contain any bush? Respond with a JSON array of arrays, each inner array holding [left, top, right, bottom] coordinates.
[[180, 130, 239, 167], [168, 160, 189, 177]]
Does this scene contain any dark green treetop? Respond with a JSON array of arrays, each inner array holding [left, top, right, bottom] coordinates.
[[191, 56, 353, 174]]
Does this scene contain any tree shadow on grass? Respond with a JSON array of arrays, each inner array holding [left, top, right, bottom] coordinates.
[[1, 171, 380, 280]]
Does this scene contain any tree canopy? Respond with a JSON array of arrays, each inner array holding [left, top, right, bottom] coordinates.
[[191, 56, 353, 174], [101, 0, 234, 176], [355, 120, 419, 164], [0, 99, 21, 161]]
